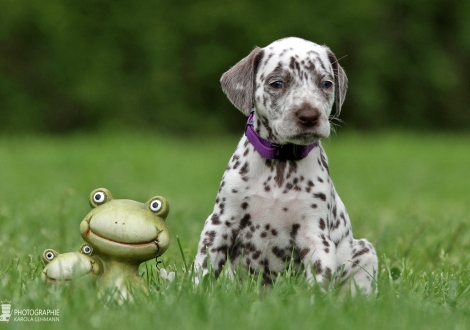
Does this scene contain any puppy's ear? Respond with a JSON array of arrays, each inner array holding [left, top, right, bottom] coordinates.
[[327, 50, 348, 117], [220, 47, 264, 116]]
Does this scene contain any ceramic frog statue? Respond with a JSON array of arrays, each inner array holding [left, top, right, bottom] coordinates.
[[42, 243, 101, 283], [42, 188, 170, 298]]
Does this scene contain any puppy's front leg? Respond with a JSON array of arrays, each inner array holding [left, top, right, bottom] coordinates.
[[194, 141, 250, 279], [298, 233, 338, 289], [194, 171, 244, 279], [194, 210, 234, 278]]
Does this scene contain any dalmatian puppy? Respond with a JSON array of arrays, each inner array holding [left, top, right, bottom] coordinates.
[[194, 37, 377, 295]]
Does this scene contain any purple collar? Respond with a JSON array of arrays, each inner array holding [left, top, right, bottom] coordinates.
[[245, 111, 318, 161]]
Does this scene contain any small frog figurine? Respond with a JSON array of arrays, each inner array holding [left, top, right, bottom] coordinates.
[[42, 188, 170, 298], [42, 243, 101, 283]]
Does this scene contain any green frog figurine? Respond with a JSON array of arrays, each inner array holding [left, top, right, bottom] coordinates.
[[42, 188, 170, 298], [42, 243, 101, 282]]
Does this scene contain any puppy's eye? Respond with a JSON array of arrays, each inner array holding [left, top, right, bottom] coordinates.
[[321, 81, 333, 89], [270, 81, 285, 89]]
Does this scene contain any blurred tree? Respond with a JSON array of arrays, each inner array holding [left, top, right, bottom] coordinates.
[[0, 0, 468, 134]]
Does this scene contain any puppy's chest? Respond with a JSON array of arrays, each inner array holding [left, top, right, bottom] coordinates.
[[223, 150, 332, 238], [227, 168, 331, 273]]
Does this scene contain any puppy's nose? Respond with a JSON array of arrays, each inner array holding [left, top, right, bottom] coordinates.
[[296, 107, 320, 128]]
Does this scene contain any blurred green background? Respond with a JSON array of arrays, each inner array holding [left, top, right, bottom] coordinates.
[[1, 0, 469, 135]]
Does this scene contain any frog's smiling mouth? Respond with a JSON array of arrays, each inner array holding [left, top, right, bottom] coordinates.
[[85, 229, 160, 248], [80, 216, 169, 259]]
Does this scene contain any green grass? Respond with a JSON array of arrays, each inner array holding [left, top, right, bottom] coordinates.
[[1, 130, 470, 329]]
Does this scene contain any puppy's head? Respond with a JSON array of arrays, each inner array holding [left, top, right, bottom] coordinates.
[[221, 37, 347, 145]]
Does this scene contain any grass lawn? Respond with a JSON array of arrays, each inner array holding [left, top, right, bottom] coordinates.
[[0, 130, 469, 329]]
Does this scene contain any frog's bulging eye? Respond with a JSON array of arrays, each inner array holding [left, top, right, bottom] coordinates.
[[93, 192, 106, 204], [150, 200, 162, 212], [45, 251, 55, 261], [82, 244, 93, 255]]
